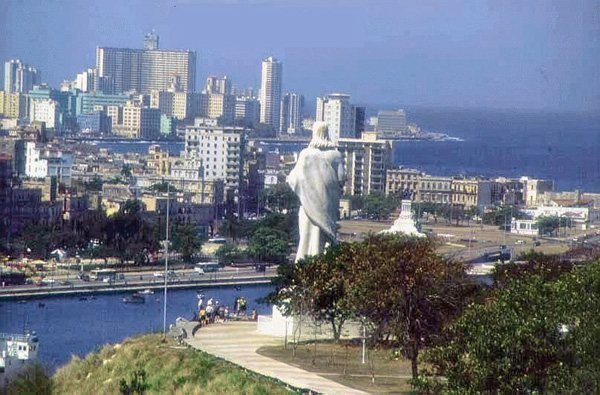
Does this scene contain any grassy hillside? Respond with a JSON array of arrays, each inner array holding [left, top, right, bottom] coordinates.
[[51, 334, 290, 394]]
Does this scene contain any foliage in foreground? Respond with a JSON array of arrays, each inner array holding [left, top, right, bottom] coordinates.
[[52, 333, 289, 395], [419, 260, 600, 393], [277, 234, 468, 381], [1, 364, 53, 395]]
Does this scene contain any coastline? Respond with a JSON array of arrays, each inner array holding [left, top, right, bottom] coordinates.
[[0, 275, 275, 300]]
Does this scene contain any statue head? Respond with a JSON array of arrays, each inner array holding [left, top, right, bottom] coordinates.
[[309, 121, 335, 149]]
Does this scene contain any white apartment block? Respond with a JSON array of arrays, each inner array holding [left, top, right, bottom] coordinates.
[[183, 125, 245, 201], [316, 93, 355, 144], [25, 141, 72, 184], [259, 56, 282, 130], [280, 93, 304, 135], [29, 99, 60, 130], [337, 132, 392, 196], [75, 68, 96, 92]]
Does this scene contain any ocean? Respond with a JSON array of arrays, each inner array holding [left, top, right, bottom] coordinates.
[[91, 108, 600, 193]]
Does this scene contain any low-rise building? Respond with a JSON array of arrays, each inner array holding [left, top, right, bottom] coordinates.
[[386, 167, 422, 199], [25, 142, 72, 185], [417, 175, 453, 204], [452, 178, 492, 208]]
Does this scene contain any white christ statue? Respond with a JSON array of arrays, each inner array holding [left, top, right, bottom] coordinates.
[[287, 122, 345, 262]]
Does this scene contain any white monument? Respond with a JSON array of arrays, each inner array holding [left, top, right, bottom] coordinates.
[[383, 199, 425, 237], [259, 122, 345, 335], [287, 121, 345, 261]]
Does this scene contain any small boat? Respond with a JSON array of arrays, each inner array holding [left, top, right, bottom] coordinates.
[[79, 296, 88, 301], [137, 289, 154, 295], [18, 300, 27, 304], [37, 302, 45, 308], [122, 294, 145, 304]]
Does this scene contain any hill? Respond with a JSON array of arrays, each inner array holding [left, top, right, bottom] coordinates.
[[50, 333, 290, 394]]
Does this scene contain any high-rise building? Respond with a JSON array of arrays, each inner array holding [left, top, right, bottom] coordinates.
[[182, 125, 245, 201], [205, 75, 231, 95], [75, 68, 97, 92], [337, 132, 393, 196], [4, 60, 41, 94], [316, 93, 355, 144], [376, 109, 407, 137], [353, 106, 366, 138], [143, 31, 159, 50], [235, 96, 260, 126], [96, 33, 197, 94], [259, 56, 282, 130], [279, 93, 304, 135]]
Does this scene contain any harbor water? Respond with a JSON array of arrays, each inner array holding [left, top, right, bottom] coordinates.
[[0, 284, 274, 373]]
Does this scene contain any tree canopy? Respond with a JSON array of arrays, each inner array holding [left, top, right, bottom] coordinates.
[[421, 261, 600, 393]]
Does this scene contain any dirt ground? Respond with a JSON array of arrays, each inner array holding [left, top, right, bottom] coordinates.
[[338, 219, 595, 260], [257, 341, 415, 394]]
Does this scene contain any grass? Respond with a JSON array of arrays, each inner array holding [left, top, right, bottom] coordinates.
[[257, 340, 415, 394], [52, 334, 291, 395]]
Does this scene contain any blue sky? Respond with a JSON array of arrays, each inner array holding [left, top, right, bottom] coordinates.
[[1, 0, 599, 110]]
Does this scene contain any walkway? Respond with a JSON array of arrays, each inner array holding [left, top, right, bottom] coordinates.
[[184, 321, 366, 394]]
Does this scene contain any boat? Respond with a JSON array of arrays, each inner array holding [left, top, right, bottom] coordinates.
[[0, 331, 39, 382], [137, 289, 154, 295], [122, 294, 145, 304]]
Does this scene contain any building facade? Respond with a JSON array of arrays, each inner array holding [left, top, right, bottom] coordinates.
[[316, 93, 355, 144], [386, 167, 423, 200], [452, 178, 492, 208], [4, 60, 41, 94], [417, 175, 453, 204], [337, 132, 392, 196], [96, 40, 197, 94], [279, 93, 304, 135], [25, 142, 72, 184], [377, 110, 407, 138], [182, 125, 245, 201], [259, 56, 282, 130]]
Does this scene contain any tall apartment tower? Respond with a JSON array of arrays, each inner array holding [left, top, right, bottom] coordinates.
[[279, 93, 304, 135], [259, 56, 282, 130], [96, 33, 196, 94], [205, 75, 231, 95], [315, 93, 355, 144], [143, 31, 159, 50], [4, 60, 41, 94]]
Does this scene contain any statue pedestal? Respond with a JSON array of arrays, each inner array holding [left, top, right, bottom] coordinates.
[[383, 200, 425, 237]]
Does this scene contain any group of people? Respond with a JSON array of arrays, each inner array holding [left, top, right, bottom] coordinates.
[[194, 295, 257, 326]]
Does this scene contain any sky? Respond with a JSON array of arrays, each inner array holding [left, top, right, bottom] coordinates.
[[1, 0, 599, 111]]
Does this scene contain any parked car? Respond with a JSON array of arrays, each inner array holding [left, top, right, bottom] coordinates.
[[153, 271, 164, 278]]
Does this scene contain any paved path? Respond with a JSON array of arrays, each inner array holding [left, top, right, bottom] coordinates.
[[184, 321, 366, 394]]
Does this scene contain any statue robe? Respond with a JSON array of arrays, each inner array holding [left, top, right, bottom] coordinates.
[[287, 147, 344, 249]]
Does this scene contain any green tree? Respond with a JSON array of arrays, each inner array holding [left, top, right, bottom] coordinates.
[[121, 163, 133, 179], [421, 261, 600, 393], [536, 215, 561, 235], [149, 181, 179, 193], [343, 234, 466, 381], [171, 224, 202, 264], [215, 243, 245, 265], [281, 245, 352, 341], [482, 204, 525, 227], [4, 363, 53, 394], [120, 199, 143, 215], [248, 226, 289, 263]]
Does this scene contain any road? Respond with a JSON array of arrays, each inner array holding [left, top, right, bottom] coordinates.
[[0, 265, 278, 299]]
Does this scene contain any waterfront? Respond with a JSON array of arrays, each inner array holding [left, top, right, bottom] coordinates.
[[91, 109, 600, 193], [0, 284, 274, 373]]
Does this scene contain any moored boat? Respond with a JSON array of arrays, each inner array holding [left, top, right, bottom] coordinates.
[[122, 294, 145, 304]]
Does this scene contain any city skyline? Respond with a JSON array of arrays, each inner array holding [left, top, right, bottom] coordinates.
[[1, 0, 599, 111]]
